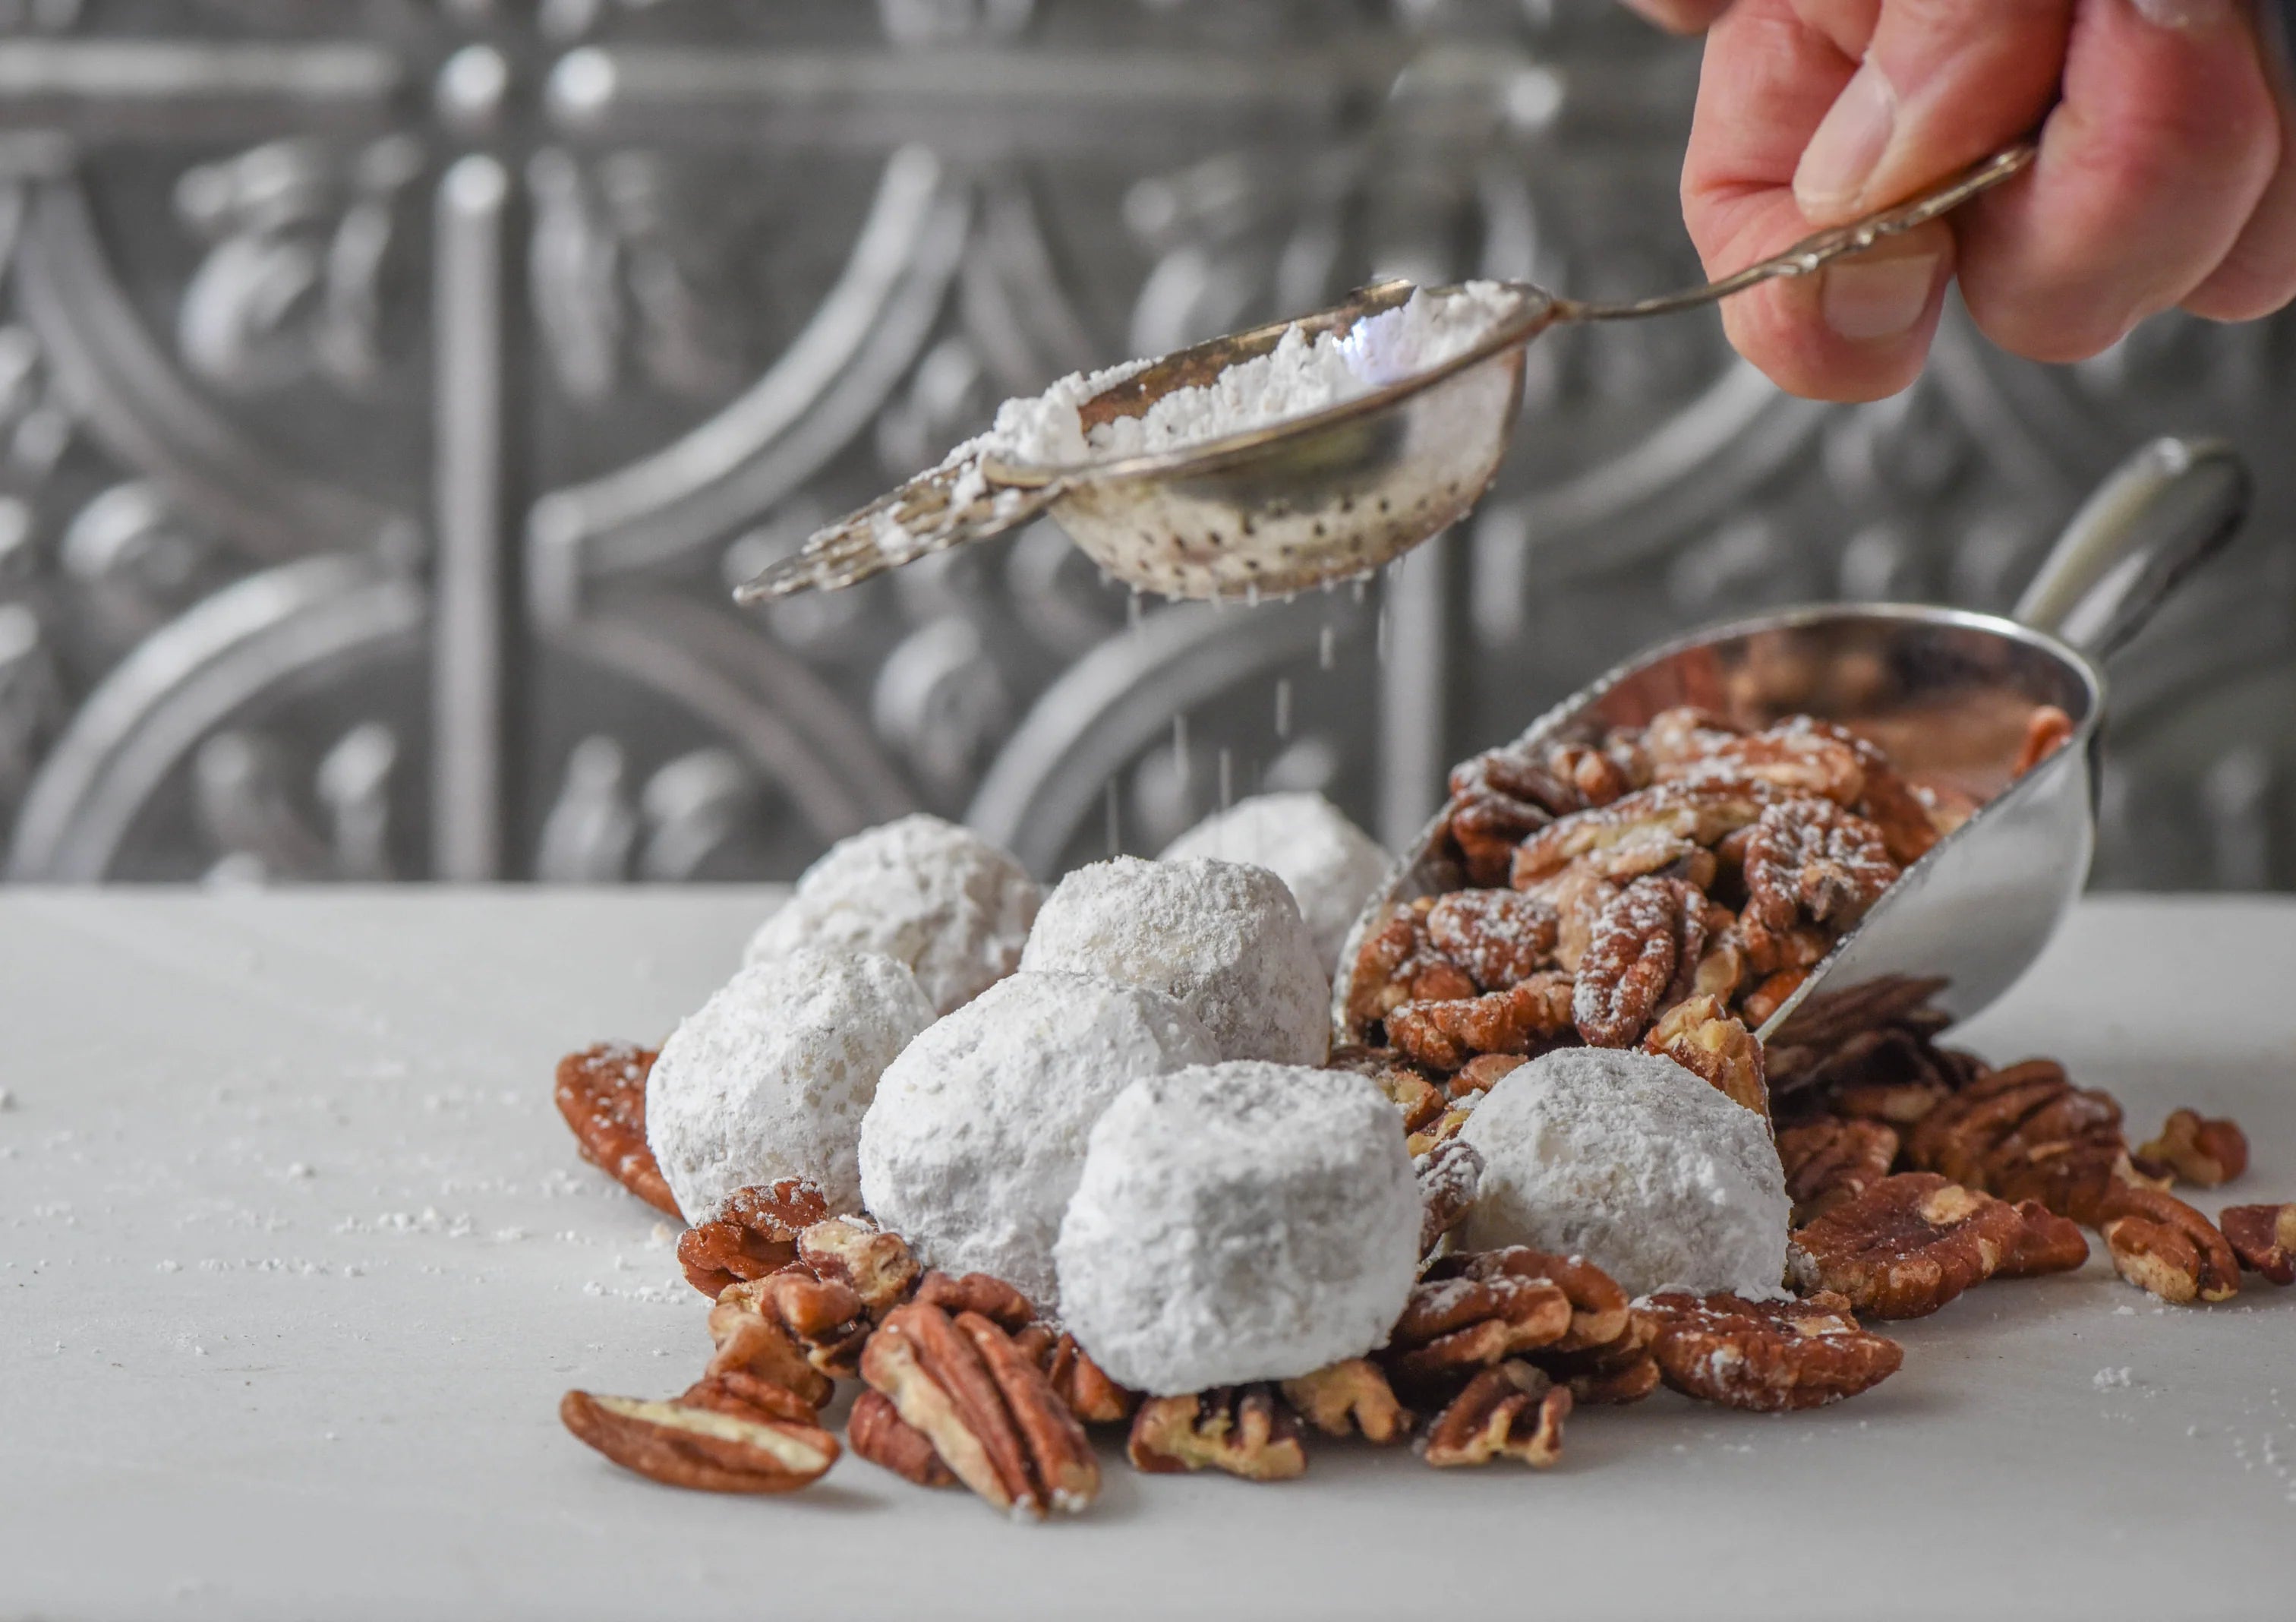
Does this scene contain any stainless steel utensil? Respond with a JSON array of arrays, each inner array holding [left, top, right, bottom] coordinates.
[[736, 147, 2034, 606], [1330, 435, 2252, 1065]]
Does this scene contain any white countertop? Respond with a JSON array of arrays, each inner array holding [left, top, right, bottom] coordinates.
[[2, 890, 2292, 1621]]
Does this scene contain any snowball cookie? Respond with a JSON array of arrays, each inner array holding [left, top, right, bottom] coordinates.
[[648, 949, 935, 1223], [858, 973, 1219, 1308], [1159, 793, 1390, 970], [1019, 857, 1328, 1065], [1055, 1062, 1420, 1395], [743, 814, 1039, 1016], [1458, 1048, 1790, 1300]]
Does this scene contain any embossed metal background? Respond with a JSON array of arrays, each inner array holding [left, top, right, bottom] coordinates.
[[0, 1, 2287, 890]]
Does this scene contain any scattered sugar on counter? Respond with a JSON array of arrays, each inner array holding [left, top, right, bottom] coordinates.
[[1020, 856, 1327, 1065], [1458, 1047, 1790, 1300], [1159, 793, 1390, 971], [743, 815, 1038, 1017], [1054, 1062, 1421, 1395], [646, 949, 934, 1221], [858, 972, 1218, 1308]]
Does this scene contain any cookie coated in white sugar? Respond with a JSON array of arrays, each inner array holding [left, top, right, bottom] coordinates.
[[1019, 857, 1328, 1065], [647, 948, 935, 1223], [1054, 1062, 1420, 1396], [1159, 793, 1391, 970], [743, 815, 1039, 1017], [1458, 1047, 1790, 1300], [857, 972, 1219, 1308]]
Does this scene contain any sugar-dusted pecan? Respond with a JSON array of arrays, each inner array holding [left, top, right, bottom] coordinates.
[[1777, 1116, 1901, 1226], [1427, 888, 1560, 990], [1904, 1059, 2129, 1224], [795, 1214, 919, 1321], [1405, 1100, 1479, 1160], [1573, 876, 1707, 1048], [1529, 1310, 1660, 1406], [1452, 1052, 1527, 1100], [1993, 1200, 2091, 1279], [1128, 1386, 1307, 1481], [1787, 1173, 2022, 1319], [1388, 974, 1575, 1072], [1523, 863, 1620, 975], [1416, 1137, 1484, 1258], [860, 1300, 1099, 1518], [677, 1179, 832, 1296], [560, 1387, 840, 1494], [2011, 703, 2076, 778], [1654, 718, 1867, 807], [2219, 1203, 2296, 1286], [1644, 1291, 1903, 1411], [1389, 1248, 1628, 1388], [847, 1387, 956, 1487], [1281, 1359, 1411, 1444], [1644, 994, 1769, 1119], [2098, 1185, 2240, 1305], [2133, 1109, 2250, 1188], [554, 1043, 679, 1216], [1742, 798, 1897, 934], [1547, 738, 1645, 806], [1638, 706, 1743, 768], [1512, 782, 1771, 889], [1418, 1362, 1571, 1469], [1448, 746, 1588, 883], [1385, 1261, 1572, 1389]]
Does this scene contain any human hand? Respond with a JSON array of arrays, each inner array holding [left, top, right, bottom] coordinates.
[[1623, 0, 2295, 402]]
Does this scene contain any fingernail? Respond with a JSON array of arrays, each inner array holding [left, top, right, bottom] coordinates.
[[1821, 252, 1941, 341], [2127, 0, 2234, 29], [1794, 58, 1897, 216]]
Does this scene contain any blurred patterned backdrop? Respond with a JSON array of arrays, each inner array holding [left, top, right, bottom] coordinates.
[[0, 0, 2288, 889]]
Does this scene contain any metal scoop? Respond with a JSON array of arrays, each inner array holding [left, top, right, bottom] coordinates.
[[1329, 435, 2251, 1068], [737, 145, 2033, 606]]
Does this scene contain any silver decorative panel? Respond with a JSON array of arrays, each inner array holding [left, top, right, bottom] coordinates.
[[0, 1, 2288, 889]]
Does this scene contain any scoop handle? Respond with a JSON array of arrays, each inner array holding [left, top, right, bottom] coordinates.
[[2011, 437, 2250, 664]]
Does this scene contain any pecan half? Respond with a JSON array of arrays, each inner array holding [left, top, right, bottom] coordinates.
[[706, 1273, 869, 1403], [1655, 719, 1866, 806], [1787, 1173, 2022, 1319], [1128, 1387, 1307, 1481], [2098, 1185, 2240, 1305], [1343, 901, 1475, 1036], [1644, 994, 1769, 1119], [1637, 707, 1742, 768], [1644, 1291, 1903, 1412], [1452, 1052, 1528, 1100], [1447, 747, 1583, 885], [677, 1179, 832, 1296], [554, 1043, 679, 1216], [1332, 1046, 1449, 1135], [860, 1301, 1099, 1518], [1388, 974, 1575, 1071], [1427, 888, 1561, 990], [1416, 1138, 1484, 1258], [1904, 1059, 2128, 1224], [2219, 1203, 2296, 1286], [1742, 798, 1896, 933], [1529, 1311, 1660, 1406], [913, 1270, 1036, 1331], [2133, 1109, 2249, 1188], [1405, 1100, 1479, 1160], [560, 1388, 839, 1494], [1993, 1200, 2091, 1279], [1512, 782, 1770, 890], [1418, 1362, 1570, 1469], [1281, 1359, 1411, 1444], [849, 1387, 956, 1488], [795, 1214, 920, 1321], [1389, 1248, 1627, 1388], [1573, 876, 1707, 1047], [1777, 1116, 1901, 1226], [1036, 1331, 1138, 1425], [1739, 967, 1811, 1027]]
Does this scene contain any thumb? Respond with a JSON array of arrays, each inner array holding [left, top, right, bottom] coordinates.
[[1792, 0, 2070, 224]]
